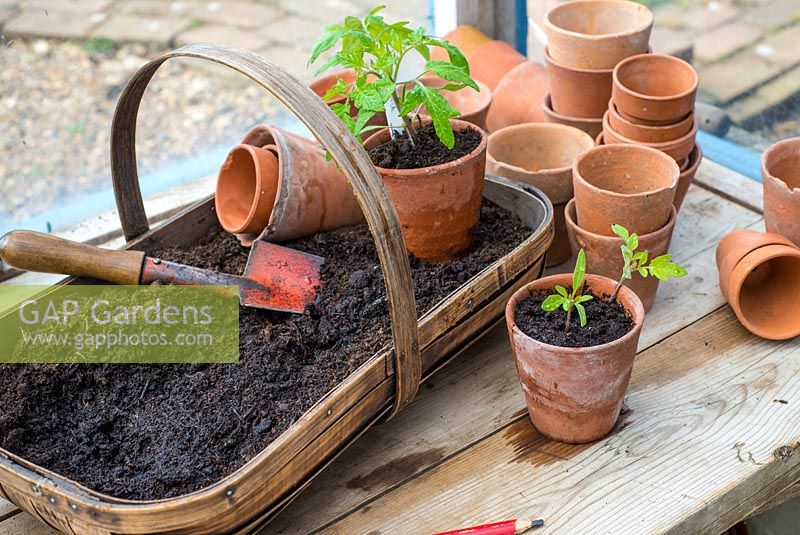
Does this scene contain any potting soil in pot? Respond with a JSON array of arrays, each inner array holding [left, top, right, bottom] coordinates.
[[368, 122, 481, 169], [0, 200, 529, 500], [515, 288, 635, 348]]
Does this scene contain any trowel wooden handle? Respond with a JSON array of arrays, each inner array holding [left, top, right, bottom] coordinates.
[[0, 231, 146, 285]]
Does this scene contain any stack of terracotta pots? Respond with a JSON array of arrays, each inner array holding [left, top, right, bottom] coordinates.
[[565, 144, 680, 311], [600, 53, 701, 212], [487, 123, 594, 266], [541, 0, 653, 140]]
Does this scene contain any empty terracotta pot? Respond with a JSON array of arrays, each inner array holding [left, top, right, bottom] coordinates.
[[486, 61, 549, 132], [762, 137, 800, 246], [363, 119, 487, 263], [608, 101, 694, 143], [716, 229, 800, 340], [225, 124, 364, 245], [674, 143, 702, 212], [602, 111, 698, 162], [573, 144, 679, 236], [216, 144, 280, 237], [418, 77, 492, 130], [467, 39, 527, 90], [431, 25, 491, 62], [565, 199, 676, 311], [542, 93, 603, 139], [612, 54, 698, 123], [545, 47, 612, 119], [506, 272, 645, 443], [544, 0, 653, 70], [487, 123, 595, 266]]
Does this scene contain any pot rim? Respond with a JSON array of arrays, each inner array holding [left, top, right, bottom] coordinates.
[[544, 0, 654, 41], [727, 244, 800, 340], [363, 118, 487, 176], [487, 123, 595, 177], [602, 110, 699, 150], [608, 99, 695, 136], [564, 197, 677, 243], [216, 144, 274, 233], [573, 143, 680, 199], [761, 137, 800, 195], [613, 53, 699, 103], [543, 46, 613, 75], [542, 93, 604, 126], [506, 272, 645, 353]]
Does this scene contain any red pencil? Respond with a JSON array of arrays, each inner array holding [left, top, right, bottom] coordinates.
[[432, 518, 544, 535]]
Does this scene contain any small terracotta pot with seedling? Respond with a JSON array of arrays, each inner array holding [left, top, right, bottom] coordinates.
[[506, 238, 686, 443], [309, 7, 487, 263]]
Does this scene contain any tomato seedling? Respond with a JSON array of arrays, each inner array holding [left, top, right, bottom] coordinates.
[[541, 249, 594, 332]]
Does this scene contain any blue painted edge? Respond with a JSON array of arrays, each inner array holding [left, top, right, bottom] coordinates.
[[697, 130, 762, 183], [0, 117, 311, 237], [515, 0, 528, 55]]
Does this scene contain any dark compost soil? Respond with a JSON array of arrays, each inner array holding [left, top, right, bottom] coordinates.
[[368, 122, 481, 169], [515, 288, 635, 348], [0, 200, 530, 501]]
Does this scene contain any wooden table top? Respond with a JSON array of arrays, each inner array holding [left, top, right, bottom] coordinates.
[[2, 159, 798, 535]]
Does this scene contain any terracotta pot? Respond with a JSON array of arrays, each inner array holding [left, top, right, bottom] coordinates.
[[545, 47, 611, 119], [602, 111, 698, 162], [418, 77, 492, 130], [227, 124, 365, 245], [762, 137, 800, 246], [612, 53, 698, 123], [485, 61, 549, 132], [506, 273, 645, 443], [573, 144, 679, 236], [309, 68, 386, 128], [215, 144, 280, 236], [487, 123, 595, 266], [565, 199, 676, 312], [431, 25, 491, 62], [467, 39, 527, 90], [544, 0, 653, 70], [716, 229, 800, 340], [608, 100, 694, 143], [674, 143, 702, 212], [542, 93, 603, 139], [363, 119, 487, 263]]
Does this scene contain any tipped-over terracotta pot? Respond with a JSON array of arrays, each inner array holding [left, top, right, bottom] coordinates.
[[363, 119, 487, 263], [542, 93, 603, 139], [612, 54, 698, 123], [217, 124, 364, 245], [486, 61, 549, 132], [545, 47, 611, 119], [762, 137, 800, 246], [573, 144, 678, 236], [544, 0, 653, 70], [608, 101, 694, 143], [467, 39, 527, 90], [602, 110, 698, 162], [431, 25, 491, 62], [717, 230, 800, 340], [506, 273, 645, 443], [674, 143, 701, 212], [565, 199, 676, 311], [487, 123, 594, 266], [419, 77, 492, 130]]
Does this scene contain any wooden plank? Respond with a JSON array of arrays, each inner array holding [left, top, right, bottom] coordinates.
[[0, 499, 19, 521], [694, 158, 764, 214], [267, 184, 762, 534], [319, 307, 800, 534], [752, 480, 800, 516], [0, 512, 60, 535]]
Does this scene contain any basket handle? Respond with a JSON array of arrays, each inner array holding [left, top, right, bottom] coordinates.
[[109, 43, 421, 419]]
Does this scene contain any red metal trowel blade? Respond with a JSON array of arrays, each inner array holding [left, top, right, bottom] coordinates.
[[242, 240, 324, 313]]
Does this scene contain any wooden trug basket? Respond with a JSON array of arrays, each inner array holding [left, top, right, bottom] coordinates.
[[0, 44, 554, 534]]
